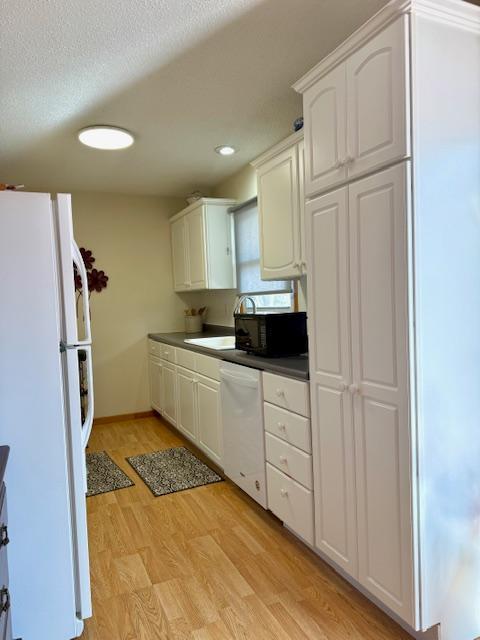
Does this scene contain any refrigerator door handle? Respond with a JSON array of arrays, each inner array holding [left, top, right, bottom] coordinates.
[[81, 345, 94, 448], [72, 241, 92, 345]]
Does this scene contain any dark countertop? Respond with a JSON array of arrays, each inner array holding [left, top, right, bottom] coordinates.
[[148, 326, 309, 381]]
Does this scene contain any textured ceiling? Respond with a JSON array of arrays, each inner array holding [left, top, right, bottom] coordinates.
[[0, 0, 391, 196]]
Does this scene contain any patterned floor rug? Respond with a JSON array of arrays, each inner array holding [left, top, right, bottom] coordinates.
[[86, 451, 134, 497], [126, 447, 223, 497]]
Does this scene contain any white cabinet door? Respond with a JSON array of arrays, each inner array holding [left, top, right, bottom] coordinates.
[[346, 16, 409, 179], [176, 366, 196, 441], [186, 208, 207, 290], [257, 145, 302, 280], [196, 375, 223, 466], [297, 139, 307, 275], [303, 64, 347, 196], [305, 187, 358, 576], [161, 362, 177, 426], [171, 218, 189, 291], [348, 163, 414, 624], [148, 357, 163, 413]]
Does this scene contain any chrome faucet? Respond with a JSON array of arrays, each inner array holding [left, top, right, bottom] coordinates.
[[233, 295, 256, 315]]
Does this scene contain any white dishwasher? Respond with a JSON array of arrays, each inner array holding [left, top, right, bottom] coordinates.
[[220, 361, 267, 508]]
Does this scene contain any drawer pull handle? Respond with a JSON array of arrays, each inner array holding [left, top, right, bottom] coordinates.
[[0, 525, 8, 547], [277, 422, 286, 431], [0, 587, 10, 615], [276, 389, 285, 397], [280, 489, 288, 498], [279, 456, 287, 464]]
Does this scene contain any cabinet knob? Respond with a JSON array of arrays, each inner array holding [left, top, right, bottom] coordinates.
[[343, 155, 354, 165], [277, 422, 286, 431], [349, 383, 361, 395], [280, 488, 288, 498], [279, 455, 287, 465], [339, 382, 348, 392], [276, 389, 285, 397]]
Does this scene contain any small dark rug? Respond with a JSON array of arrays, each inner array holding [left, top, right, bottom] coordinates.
[[86, 451, 134, 497], [126, 447, 223, 497]]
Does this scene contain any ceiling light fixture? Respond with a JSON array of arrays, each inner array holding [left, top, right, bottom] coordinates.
[[215, 145, 236, 156], [78, 126, 134, 150]]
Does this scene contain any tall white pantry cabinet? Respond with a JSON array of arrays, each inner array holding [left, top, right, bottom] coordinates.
[[293, 1, 480, 640]]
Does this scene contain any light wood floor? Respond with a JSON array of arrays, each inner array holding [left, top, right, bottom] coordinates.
[[82, 416, 412, 640]]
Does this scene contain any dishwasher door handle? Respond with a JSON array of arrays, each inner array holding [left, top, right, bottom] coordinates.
[[220, 370, 259, 389]]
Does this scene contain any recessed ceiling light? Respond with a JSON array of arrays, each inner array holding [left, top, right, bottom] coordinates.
[[78, 126, 134, 150], [215, 145, 236, 156]]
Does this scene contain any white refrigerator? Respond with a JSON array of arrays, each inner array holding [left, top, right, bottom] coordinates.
[[0, 192, 94, 639]]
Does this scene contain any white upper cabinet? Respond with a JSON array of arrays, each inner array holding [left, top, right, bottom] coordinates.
[[303, 64, 347, 196], [171, 217, 188, 291], [185, 206, 207, 290], [170, 198, 236, 292], [252, 131, 305, 280], [346, 16, 409, 179], [298, 15, 410, 197]]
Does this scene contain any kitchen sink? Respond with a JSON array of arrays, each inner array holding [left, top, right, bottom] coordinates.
[[184, 336, 236, 350]]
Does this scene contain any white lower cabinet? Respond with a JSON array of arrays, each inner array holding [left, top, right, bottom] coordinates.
[[149, 342, 223, 468], [161, 361, 177, 426], [263, 372, 314, 545], [265, 432, 312, 490], [266, 463, 314, 545], [196, 375, 222, 466], [176, 366, 197, 440]]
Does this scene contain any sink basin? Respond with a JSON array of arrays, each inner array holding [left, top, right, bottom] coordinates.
[[184, 336, 236, 350]]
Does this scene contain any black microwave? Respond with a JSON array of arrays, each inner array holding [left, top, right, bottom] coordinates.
[[234, 312, 308, 357]]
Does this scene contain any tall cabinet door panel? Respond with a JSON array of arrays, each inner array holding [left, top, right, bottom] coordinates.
[[176, 367, 196, 441], [348, 163, 414, 624], [171, 218, 188, 291], [306, 187, 358, 575], [257, 145, 301, 280], [197, 375, 223, 466], [303, 64, 347, 196], [186, 208, 207, 290], [346, 15, 410, 179]]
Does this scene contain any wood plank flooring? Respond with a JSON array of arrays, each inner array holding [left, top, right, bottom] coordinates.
[[82, 416, 412, 640]]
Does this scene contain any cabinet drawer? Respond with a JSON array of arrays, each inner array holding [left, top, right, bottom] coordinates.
[[148, 339, 162, 357], [265, 433, 312, 490], [263, 372, 310, 417], [176, 347, 196, 371], [195, 353, 220, 381], [266, 463, 314, 544], [264, 402, 311, 453], [159, 344, 176, 363]]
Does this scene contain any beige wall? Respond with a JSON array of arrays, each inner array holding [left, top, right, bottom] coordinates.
[[211, 163, 257, 201], [72, 191, 184, 418]]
